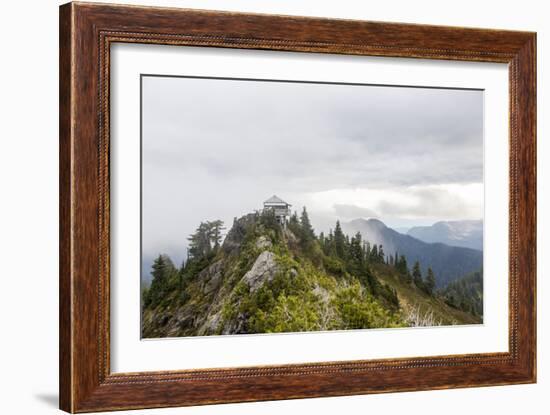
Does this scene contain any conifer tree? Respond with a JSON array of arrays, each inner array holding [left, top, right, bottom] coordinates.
[[425, 267, 436, 295], [370, 244, 379, 262], [412, 261, 423, 288], [365, 242, 371, 259], [208, 220, 225, 250], [396, 254, 408, 275], [349, 232, 365, 272], [289, 211, 299, 226], [178, 259, 186, 286], [145, 254, 176, 307], [300, 206, 315, 242], [378, 244, 385, 262], [187, 220, 225, 260], [334, 220, 346, 259]]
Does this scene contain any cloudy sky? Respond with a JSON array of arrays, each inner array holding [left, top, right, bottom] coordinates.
[[142, 75, 483, 268]]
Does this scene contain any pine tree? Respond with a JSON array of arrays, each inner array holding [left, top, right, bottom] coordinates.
[[378, 244, 385, 262], [365, 242, 371, 260], [425, 267, 436, 295], [145, 254, 176, 307], [208, 220, 225, 250], [334, 220, 346, 259], [396, 254, 408, 275], [187, 222, 210, 259], [287, 211, 300, 236], [187, 220, 225, 260], [324, 230, 335, 256], [300, 206, 315, 242], [412, 261, 423, 288], [370, 244, 379, 262], [178, 259, 186, 286], [349, 232, 364, 272], [289, 211, 299, 227]]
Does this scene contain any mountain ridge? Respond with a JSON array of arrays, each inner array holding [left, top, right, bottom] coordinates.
[[342, 218, 482, 288], [407, 219, 483, 250], [141, 211, 481, 338]]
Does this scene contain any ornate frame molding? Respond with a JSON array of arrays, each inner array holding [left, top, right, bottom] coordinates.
[[60, 2, 536, 412]]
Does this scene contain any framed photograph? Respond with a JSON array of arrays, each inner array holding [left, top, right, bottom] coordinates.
[[59, 2, 536, 412]]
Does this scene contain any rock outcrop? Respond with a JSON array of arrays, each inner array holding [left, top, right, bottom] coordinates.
[[241, 251, 278, 293]]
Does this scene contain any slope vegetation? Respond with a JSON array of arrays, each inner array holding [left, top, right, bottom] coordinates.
[[142, 211, 481, 338]]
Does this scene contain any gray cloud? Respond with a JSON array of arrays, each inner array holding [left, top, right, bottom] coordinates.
[[333, 204, 379, 219], [141, 76, 483, 267], [377, 188, 470, 218]]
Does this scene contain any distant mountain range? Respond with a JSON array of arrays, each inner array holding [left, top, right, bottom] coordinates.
[[342, 218, 483, 288], [407, 220, 483, 251]]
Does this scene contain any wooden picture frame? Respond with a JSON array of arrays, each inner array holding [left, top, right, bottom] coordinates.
[[59, 2, 536, 412]]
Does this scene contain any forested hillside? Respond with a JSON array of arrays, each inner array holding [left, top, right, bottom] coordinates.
[[142, 209, 481, 338], [343, 218, 483, 287], [441, 270, 483, 318]]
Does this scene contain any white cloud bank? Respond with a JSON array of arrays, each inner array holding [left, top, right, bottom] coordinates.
[[141, 76, 483, 265]]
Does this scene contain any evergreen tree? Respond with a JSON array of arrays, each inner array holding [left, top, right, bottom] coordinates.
[[365, 242, 371, 260], [425, 267, 436, 295], [378, 244, 385, 262], [442, 270, 483, 316], [187, 222, 210, 259], [187, 220, 226, 260], [178, 259, 186, 286], [396, 254, 408, 275], [334, 220, 346, 259], [370, 244, 379, 262], [300, 206, 316, 242], [287, 211, 300, 236], [412, 261, 423, 288], [289, 211, 299, 227], [349, 232, 364, 273], [144, 254, 177, 308], [208, 220, 225, 250], [324, 230, 335, 256]]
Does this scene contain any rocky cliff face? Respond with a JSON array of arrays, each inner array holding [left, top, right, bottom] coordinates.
[[142, 213, 287, 337]]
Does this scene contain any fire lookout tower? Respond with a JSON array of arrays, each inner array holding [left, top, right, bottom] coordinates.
[[263, 195, 291, 227]]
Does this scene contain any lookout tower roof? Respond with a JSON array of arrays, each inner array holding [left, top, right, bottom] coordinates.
[[263, 195, 291, 206]]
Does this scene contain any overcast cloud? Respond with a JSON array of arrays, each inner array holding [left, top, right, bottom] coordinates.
[[142, 76, 483, 268]]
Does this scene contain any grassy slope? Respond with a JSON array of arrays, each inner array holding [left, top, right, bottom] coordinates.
[[371, 263, 481, 325]]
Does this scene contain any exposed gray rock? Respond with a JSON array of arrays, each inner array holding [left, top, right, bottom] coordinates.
[[283, 228, 298, 243], [255, 236, 272, 250], [198, 259, 224, 294], [222, 213, 258, 254], [221, 312, 249, 335], [241, 251, 278, 293], [199, 311, 223, 335]]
